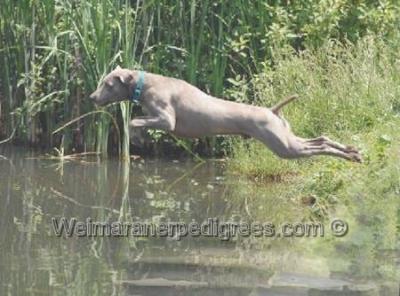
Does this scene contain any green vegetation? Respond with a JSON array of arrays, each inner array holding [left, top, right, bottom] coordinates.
[[1, 1, 399, 157], [230, 36, 400, 177], [228, 36, 400, 280]]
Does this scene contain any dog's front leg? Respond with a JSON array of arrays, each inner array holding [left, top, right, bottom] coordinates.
[[130, 115, 175, 132]]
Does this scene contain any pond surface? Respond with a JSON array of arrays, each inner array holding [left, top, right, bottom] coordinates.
[[0, 146, 398, 296]]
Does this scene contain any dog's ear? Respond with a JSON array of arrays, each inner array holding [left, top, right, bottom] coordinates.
[[117, 73, 133, 84], [115, 65, 122, 70]]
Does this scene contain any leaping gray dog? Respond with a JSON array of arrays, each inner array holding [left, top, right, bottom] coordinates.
[[90, 66, 362, 162]]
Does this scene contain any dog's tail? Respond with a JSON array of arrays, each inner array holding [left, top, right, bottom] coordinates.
[[271, 94, 299, 115]]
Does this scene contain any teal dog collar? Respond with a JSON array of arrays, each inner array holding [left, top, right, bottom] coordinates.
[[131, 70, 145, 102]]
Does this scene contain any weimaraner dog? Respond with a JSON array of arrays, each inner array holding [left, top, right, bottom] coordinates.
[[89, 66, 361, 162]]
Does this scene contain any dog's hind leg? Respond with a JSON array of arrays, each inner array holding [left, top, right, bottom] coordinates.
[[298, 136, 359, 153], [299, 142, 362, 162], [251, 120, 361, 162]]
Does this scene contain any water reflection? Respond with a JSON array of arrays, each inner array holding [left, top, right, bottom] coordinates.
[[0, 146, 398, 296]]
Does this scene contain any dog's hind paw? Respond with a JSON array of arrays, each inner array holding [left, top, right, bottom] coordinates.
[[345, 145, 359, 153], [349, 151, 363, 163]]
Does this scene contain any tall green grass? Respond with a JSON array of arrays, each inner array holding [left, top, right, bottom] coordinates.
[[0, 1, 399, 156], [0, 0, 153, 157]]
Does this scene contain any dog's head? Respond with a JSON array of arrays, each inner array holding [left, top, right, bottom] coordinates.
[[89, 66, 134, 106]]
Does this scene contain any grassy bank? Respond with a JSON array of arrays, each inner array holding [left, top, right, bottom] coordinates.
[[227, 37, 400, 280], [229, 36, 400, 249]]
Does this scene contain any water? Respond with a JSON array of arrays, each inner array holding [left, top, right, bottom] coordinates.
[[0, 146, 398, 296]]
